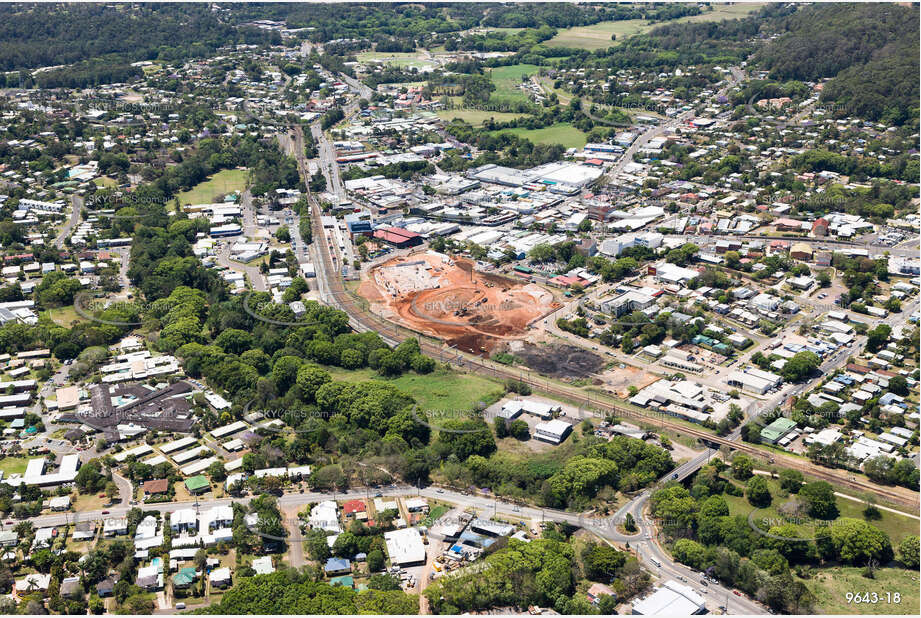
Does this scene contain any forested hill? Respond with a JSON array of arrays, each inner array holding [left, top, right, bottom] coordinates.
[[754, 3, 917, 81], [753, 3, 919, 124], [0, 3, 277, 71]]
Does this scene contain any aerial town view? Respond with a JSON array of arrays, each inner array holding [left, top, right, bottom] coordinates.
[[0, 1, 918, 616]]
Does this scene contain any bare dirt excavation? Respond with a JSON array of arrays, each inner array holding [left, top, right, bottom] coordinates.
[[359, 251, 560, 354]]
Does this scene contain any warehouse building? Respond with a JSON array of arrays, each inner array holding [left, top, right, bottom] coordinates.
[[760, 417, 798, 445], [631, 580, 707, 615], [727, 367, 783, 395], [384, 527, 426, 566], [534, 419, 572, 444], [372, 226, 423, 248]]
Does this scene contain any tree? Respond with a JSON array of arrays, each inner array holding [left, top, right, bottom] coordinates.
[[898, 535, 920, 569], [828, 518, 893, 565], [778, 469, 803, 494], [75, 459, 107, 493], [305, 529, 331, 562], [367, 574, 402, 591], [888, 375, 909, 396], [781, 351, 820, 382], [865, 324, 891, 353], [494, 418, 509, 439], [799, 481, 838, 519], [598, 594, 617, 615], [582, 543, 626, 580], [367, 549, 385, 572], [105, 481, 118, 503], [207, 461, 227, 482], [508, 419, 529, 440], [746, 476, 772, 507], [672, 539, 707, 569], [215, 328, 254, 355], [731, 454, 754, 480], [624, 512, 637, 533], [295, 365, 332, 403]]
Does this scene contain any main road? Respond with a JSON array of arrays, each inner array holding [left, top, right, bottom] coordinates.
[[23, 471, 762, 614]]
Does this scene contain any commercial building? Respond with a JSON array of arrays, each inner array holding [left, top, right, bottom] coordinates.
[[499, 398, 560, 420], [372, 226, 423, 248], [534, 419, 572, 444], [760, 417, 798, 445], [631, 580, 707, 615], [384, 527, 427, 566], [727, 367, 783, 395]]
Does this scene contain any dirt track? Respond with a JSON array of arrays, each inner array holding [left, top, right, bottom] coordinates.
[[359, 252, 560, 354]]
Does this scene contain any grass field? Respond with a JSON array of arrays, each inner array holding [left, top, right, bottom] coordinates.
[[493, 123, 588, 148], [435, 109, 526, 126], [177, 168, 249, 205], [806, 566, 920, 615], [44, 305, 85, 327], [547, 4, 764, 49], [324, 366, 504, 413], [547, 19, 651, 49], [72, 492, 110, 513], [93, 176, 118, 188], [357, 51, 435, 70], [487, 64, 540, 104], [723, 476, 918, 544], [0, 457, 30, 476]]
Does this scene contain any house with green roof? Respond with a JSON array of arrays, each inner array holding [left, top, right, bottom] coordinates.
[[760, 417, 797, 445], [172, 567, 197, 589], [184, 475, 210, 494]]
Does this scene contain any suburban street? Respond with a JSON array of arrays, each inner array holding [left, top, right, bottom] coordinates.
[[54, 194, 83, 249]]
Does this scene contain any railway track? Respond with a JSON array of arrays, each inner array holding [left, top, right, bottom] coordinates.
[[296, 127, 919, 512]]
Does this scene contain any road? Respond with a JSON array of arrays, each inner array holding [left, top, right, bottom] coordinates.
[[27, 469, 763, 614], [282, 507, 306, 568], [213, 190, 267, 292], [54, 195, 83, 249]]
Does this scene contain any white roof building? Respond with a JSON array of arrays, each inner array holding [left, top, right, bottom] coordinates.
[[309, 500, 341, 533], [252, 556, 275, 575], [534, 419, 572, 444], [632, 580, 707, 615], [384, 527, 427, 566]]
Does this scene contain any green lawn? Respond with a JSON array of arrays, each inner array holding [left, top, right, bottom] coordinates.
[[806, 566, 919, 615], [177, 168, 249, 205], [43, 305, 86, 327], [324, 367, 504, 413], [546, 19, 651, 49], [723, 477, 918, 544], [93, 176, 118, 188], [0, 457, 30, 476], [424, 505, 450, 527], [435, 109, 526, 126], [547, 4, 764, 49], [493, 123, 588, 149], [357, 51, 435, 70], [487, 64, 540, 104]]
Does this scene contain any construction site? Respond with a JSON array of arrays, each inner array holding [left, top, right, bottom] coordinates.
[[358, 250, 560, 355]]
